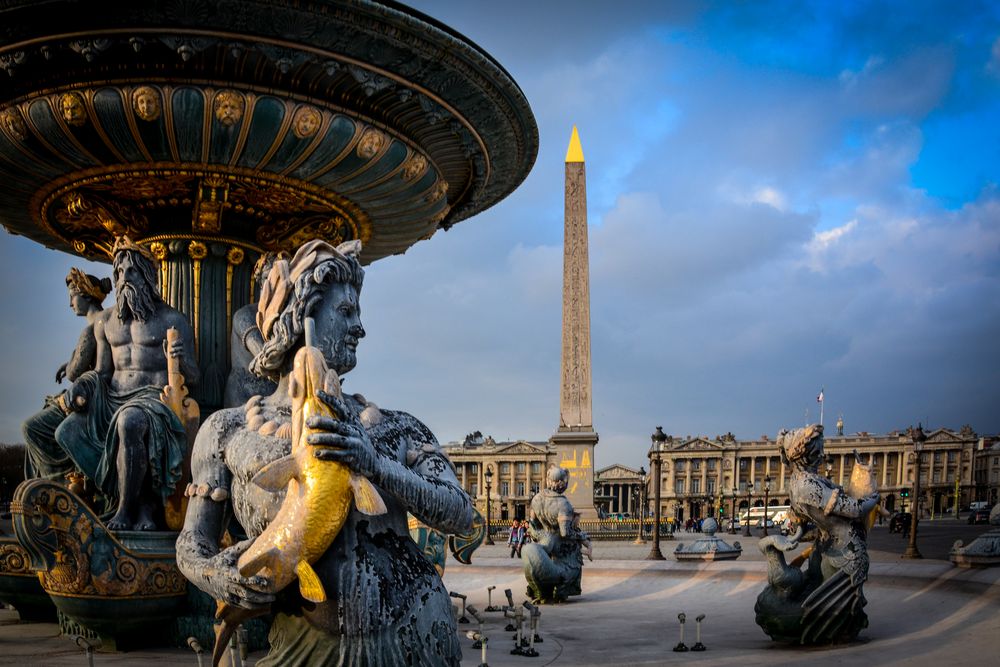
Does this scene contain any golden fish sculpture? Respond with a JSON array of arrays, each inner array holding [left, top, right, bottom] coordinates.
[[212, 318, 386, 665], [847, 450, 888, 530]]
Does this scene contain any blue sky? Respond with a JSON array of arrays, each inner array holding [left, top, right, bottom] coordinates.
[[1, 1, 998, 471]]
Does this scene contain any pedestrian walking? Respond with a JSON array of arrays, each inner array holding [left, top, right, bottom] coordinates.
[[508, 519, 525, 558]]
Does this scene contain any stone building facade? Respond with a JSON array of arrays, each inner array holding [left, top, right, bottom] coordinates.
[[594, 465, 645, 518], [643, 426, 994, 523], [442, 426, 998, 526], [443, 435, 553, 522]]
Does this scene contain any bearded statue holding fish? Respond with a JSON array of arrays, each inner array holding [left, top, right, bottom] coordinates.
[[177, 239, 473, 666], [753, 424, 881, 645]]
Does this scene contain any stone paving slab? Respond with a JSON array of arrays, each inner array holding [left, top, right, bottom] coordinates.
[[1, 529, 997, 666]]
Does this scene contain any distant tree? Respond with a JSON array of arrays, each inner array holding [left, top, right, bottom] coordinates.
[[0, 443, 25, 502]]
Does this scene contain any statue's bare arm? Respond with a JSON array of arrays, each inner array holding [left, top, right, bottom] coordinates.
[[176, 413, 273, 609], [64, 323, 97, 383], [797, 474, 878, 520], [306, 393, 473, 535]]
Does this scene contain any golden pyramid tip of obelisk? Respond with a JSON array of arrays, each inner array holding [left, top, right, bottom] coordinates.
[[565, 125, 584, 163]]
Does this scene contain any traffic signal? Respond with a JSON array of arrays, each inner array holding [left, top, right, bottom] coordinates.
[[901, 489, 910, 498]]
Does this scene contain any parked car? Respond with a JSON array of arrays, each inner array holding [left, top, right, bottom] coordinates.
[[754, 519, 776, 529], [889, 512, 912, 533], [968, 508, 991, 525]]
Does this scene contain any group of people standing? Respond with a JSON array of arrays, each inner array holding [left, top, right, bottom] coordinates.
[[507, 518, 531, 557]]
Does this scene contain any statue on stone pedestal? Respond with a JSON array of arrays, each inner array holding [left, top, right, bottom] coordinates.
[[222, 251, 284, 408], [54, 236, 199, 530], [22, 269, 111, 481], [177, 239, 472, 667], [522, 466, 592, 603], [754, 424, 880, 644]]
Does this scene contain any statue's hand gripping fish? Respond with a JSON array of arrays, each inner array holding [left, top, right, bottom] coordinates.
[[212, 319, 385, 665], [237, 319, 387, 598]]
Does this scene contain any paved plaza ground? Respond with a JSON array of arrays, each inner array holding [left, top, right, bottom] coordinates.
[[1, 521, 997, 666]]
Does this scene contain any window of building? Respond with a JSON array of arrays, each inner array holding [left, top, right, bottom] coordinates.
[[934, 451, 942, 462], [470, 483, 478, 496], [530, 482, 540, 494], [500, 481, 510, 496], [707, 479, 716, 495], [947, 451, 957, 462], [516, 482, 525, 496], [932, 472, 941, 484], [676, 460, 686, 472], [500, 462, 510, 474], [691, 459, 701, 471], [517, 462, 526, 473], [691, 478, 701, 494], [469, 463, 478, 474], [675, 479, 685, 494], [531, 462, 541, 474], [707, 459, 717, 471], [739, 459, 747, 470]]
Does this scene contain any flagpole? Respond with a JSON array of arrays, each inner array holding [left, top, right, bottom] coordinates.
[[819, 388, 824, 428]]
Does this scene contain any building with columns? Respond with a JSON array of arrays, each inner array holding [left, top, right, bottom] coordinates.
[[443, 435, 553, 522], [594, 465, 645, 518], [644, 426, 995, 523]]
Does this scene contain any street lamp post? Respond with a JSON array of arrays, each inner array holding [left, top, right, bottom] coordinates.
[[729, 486, 738, 535], [742, 481, 754, 537], [484, 465, 495, 545], [634, 467, 647, 545], [647, 427, 667, 560], [762, 476, 771, 536], [904, 425, 926, 559]]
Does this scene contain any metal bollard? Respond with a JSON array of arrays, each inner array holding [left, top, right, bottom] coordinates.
[[449, 591, 470, 623], [237, 627, 249, 662], [75, 635, 100, 667], [467, 605, 485, 649], [528, 601, 543, 644], [485, 585, 500, 612], [505, 605, 525, 655], [692, 614, 706, 651], [673, 612, 689, 652], [465, 630, 489, 667], [503, 589, 517, 631], [520, 602, 540, 657], [229, 631, 241, 667], [187, 637, 205, 667]]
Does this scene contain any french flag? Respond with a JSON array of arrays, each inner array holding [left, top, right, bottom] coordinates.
[[817, 389, 824, 403]]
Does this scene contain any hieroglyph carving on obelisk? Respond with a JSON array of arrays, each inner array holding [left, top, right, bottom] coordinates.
[[560, 125, 592, 430]]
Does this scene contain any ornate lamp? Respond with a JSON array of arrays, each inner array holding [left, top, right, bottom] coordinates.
[[742, 481, 754, 537], [729, 485, 739, 535], [904, 425, 926, 559], [647, 427, 668, 560], [762, 476, 772, 536], [634, 466, 648, 545], [484, 465, 495, 545]]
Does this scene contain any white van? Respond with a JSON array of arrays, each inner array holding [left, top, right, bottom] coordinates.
[[969, 501, 991, 511]]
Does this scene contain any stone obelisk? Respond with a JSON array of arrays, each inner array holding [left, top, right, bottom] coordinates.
[[549, 126, 599, 520]]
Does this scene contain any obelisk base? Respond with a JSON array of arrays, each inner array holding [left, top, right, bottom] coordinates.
[[549, 428, 599, 521]]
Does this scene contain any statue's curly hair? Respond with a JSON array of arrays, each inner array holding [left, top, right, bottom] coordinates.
[[249, 240, 363, 381]]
